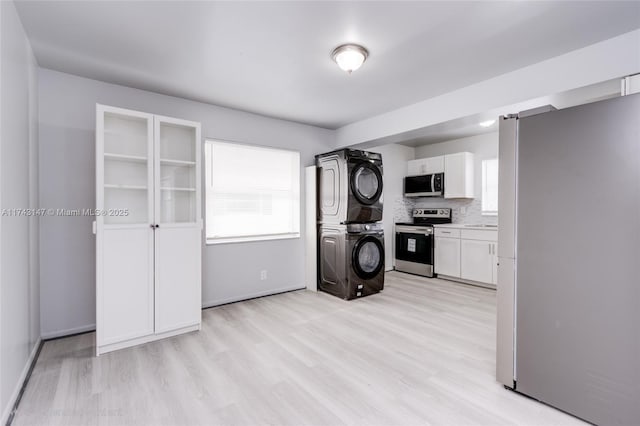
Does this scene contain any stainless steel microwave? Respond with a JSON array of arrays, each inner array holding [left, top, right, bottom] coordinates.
[[404, 173, 444, 197]]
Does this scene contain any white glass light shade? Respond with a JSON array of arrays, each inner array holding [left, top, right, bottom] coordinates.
[[331, 44, 369, 74]]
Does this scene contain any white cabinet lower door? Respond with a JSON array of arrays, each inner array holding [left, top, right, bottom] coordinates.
[[461, 239, 493, 283], [99, 228, 154, 347], [435, 237, 461, 277], [492, 244, 498, 285], [154, 226, 201, 333]]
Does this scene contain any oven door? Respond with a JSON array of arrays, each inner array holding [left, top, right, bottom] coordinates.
[[395, 226, 434, 276]]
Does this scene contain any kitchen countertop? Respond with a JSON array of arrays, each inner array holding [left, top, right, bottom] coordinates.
[[433, 223, 498, 231]]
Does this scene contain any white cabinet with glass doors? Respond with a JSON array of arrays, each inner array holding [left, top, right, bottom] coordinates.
[[95, 104, 202, 355]]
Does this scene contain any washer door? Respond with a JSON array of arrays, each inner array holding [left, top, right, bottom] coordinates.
[[352, 236, 384, 279], [350, 162, 383, 205]]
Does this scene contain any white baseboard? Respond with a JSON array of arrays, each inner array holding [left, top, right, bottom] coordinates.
[[41, 323, 96, 340], [202, 285, 305, 308], [2, 338, 41, 425], [43, 285, 307, 340]]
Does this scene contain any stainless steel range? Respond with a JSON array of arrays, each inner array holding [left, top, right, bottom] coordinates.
[[394, 208, 451, 277]]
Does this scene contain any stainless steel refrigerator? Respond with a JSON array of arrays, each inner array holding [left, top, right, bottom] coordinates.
[[496, 93, 640, 425]]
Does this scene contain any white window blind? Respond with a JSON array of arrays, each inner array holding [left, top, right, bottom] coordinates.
[[205, 140, 300, 242], [482, 158, 499, 215], [482, 158, 498, 215]]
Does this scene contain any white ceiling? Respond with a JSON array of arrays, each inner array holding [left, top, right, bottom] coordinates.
[[15, 1, 640, 129]]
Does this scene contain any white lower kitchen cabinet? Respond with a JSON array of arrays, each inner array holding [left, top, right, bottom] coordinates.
[[461, 239, 495, 284], [434, 236, 461, 277], [434, 225, 498, 286]]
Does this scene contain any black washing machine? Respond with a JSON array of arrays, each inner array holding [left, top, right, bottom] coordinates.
[[318, 223, 384, 300]]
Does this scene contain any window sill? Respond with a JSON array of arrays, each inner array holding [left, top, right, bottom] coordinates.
[[482, 211, 498, 217], [206, 233, 300, 245]]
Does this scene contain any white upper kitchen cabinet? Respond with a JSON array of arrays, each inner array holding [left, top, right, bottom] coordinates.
[[407, 156, 444, 176], [444, 152, 474, 198]]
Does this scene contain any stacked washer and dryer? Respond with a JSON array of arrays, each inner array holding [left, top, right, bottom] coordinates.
[[315, 149, 385, 300]]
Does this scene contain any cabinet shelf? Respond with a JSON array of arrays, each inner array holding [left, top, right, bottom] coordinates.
[[160, 187, 196, 192], [104, 184, 148, 190], [160, 158, 195, 166], [104, 153, 148, 163]]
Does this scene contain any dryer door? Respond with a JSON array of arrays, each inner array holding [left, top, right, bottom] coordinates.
[[350, 162, 383, 205], [352, 235, 384, 279]]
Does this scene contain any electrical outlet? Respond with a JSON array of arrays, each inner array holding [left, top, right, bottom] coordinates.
[[260, 270, 267, 280], [460, 206, 467, 215]]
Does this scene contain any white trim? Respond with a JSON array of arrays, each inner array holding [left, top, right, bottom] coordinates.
[[1, 338, 41, 425], [206, 233, 300, 245], [437, 274, 496, 290], [202, 285, 305, 308], [304, 166, 317, 292], [41, 324, 96, 340], [96, 324, 200, 356]]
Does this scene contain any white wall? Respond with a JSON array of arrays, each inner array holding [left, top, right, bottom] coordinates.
[[413, 133, 498, 225], [0, 1, 40, 422], [370, 144, 415, 269], [38, 69, 334, 338]]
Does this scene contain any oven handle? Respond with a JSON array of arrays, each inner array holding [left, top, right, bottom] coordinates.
[[395, 228, 434, 235]]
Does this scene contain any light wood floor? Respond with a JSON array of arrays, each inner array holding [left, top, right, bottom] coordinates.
[[14, 272, 584, 426]]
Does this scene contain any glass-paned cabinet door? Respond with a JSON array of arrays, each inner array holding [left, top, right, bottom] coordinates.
[[98, 106, 153, 225], [155, 117, 200, 224]]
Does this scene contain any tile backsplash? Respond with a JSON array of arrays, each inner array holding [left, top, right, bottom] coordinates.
[[391, 197, 415, 223], [395, 197, 498, 225]]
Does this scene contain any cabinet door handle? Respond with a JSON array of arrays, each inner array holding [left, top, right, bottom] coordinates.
[[489, 243, 491, 254]]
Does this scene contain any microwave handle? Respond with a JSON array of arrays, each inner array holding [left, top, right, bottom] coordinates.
[[431, 174, 436, 192]]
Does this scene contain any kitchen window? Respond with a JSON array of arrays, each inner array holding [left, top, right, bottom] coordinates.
[[482, 158, 499, 215], [205, 140, 300, 243]]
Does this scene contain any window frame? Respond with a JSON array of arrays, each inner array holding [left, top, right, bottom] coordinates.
[[204, 139, 301, 245]]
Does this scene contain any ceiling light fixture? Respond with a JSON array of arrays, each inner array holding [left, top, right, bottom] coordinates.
[[479, 119, 496, 128], [331, 44, 369, 74]]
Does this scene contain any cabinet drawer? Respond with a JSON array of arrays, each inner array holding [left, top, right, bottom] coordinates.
[[435, 228, 460, 238], [460, 229, 497, 241]]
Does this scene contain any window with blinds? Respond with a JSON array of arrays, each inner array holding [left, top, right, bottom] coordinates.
[[482, 158, 499, 215], [205, 140, 300, 243]]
